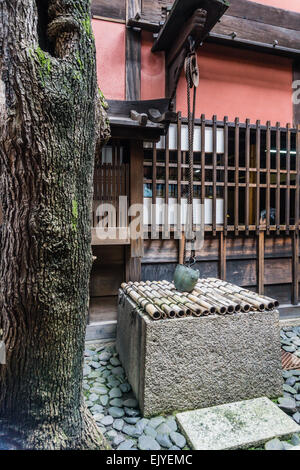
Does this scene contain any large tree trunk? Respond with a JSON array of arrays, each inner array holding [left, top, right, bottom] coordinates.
[[0, 0, 110, 449]]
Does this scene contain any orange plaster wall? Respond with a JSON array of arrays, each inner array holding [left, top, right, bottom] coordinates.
[[176, 43, 294, 125], [92, 19, 125, 100], [248, 0, 300, 13], [141, 32, 165, 100]]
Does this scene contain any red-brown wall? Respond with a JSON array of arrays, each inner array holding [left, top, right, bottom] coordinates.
[[248, 0, 300, 13], [92, 19, 126, 100], [175, 43, 294, 125], [141, 32, 165, 100]]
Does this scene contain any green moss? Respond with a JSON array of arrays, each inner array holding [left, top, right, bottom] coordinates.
[[82, 14, 93, 38], [72, 199, 78, 230], [29, 47, 52, 86], [98, 88, 109, 110]]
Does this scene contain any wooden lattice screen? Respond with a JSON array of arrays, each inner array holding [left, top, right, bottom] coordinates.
[[143, 114, 300, 236]]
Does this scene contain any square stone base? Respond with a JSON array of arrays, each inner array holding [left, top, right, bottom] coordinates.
[[116, 289, 283, 417]]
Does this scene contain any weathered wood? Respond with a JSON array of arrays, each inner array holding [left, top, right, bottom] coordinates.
[[266, 121, 271, 236], [245, 119, 250, 236], [126, 0, 141, 101], [292, 231, 299, 305], [257, 231, 265, 295], [91, 0, 126, 20], [130, 140, 144, 258], [108, 98, 171, 117], [219, 232, 226, 280], [256, 120, 261, 235], [286, 124, 291, 233], [210, 15, 300, 57], [152, 0, 228, 52], [234, 118, 239, 235]]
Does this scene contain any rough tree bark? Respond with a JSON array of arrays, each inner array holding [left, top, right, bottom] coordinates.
[[0, 0, 110, 449]]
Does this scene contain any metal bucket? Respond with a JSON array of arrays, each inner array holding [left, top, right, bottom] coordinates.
[[173, 264, 199, 293]]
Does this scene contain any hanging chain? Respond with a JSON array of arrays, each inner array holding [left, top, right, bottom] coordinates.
[[183, 38, 199, 266]]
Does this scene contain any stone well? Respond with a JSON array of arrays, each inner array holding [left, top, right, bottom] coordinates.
[[116, 289, 283, 417]]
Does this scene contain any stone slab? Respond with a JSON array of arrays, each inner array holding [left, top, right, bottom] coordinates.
[[176, 397, 300, 450], [117, 290, 283, 417]]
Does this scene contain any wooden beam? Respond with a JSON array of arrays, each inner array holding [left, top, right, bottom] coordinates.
[[126, 0, 142, 101], [152, 0, 228, 52], [130, 140, 144, 259], [91, 0, 126, 20], [257, 231, 264, 295], [219, 231, 226, 280], [292, 231, 299, 305]]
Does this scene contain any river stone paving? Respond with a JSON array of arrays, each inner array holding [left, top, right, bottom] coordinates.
[[84, 327, 300, 451], [83, 342, 189, 450]]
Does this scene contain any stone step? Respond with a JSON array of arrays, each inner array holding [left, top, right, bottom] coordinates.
[[176, 397, 300, 450]]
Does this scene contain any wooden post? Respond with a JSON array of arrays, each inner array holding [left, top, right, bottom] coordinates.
[[292, 231, 299, 305], [128, 140, 144, 282], [126, 0, 141, 100], [219, 231, 226, 280], [257, 231, 265, 295]]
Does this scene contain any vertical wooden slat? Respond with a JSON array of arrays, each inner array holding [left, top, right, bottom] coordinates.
[[286, 123, 291, 234], [219, 231, 226, 280], [177, 113, 183, 257], [164, 131, 170, 238], [256, 120, 261, 235], [276, 122, 281, 235], [223, 116, 228, 236], [234, 117, 240, 235], [126, 0, 141, 101], [201, 114, 206, 204], [151, 142, 157, 238], [266, 121, 271, 235], [130, 140, 144, 261], [293, 61, 300, 127], [112, 142, 117, 226], [212, 115, 217, 237], [257, 231, 265, 295], [295, 124, 300, 232], [245, 118, 250, 235], [292, 231, 299, 305]]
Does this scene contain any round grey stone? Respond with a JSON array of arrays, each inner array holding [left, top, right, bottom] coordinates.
[[136, 418, 149, 433], [124, 407, 140, 417], [144, 426, 157, 438], [93, 413, 105, 422], [169, 445, 180, 450], [124, 417, 140, 424], [148, 416, 165, 429], [100, 415, 114, 426], [93, 386, 108, 395], [286, 377, 297, 387], [100, 395, 109, 406], [90, 361, 101, 369], [117, 439, 135, 450], [283, 345, 297, 353], [120, 383, 131, 393], [165, 417, 177, 432], [138, 435, 161, 451], [110, 357, 121, 366], [99, 352, 111, 361], [83, 365, 91, 376], [156, 433, 172, 448], [156, 423, 172, 435], [110, 398, 123, 407], [108, 407, 125, 418], [111, 366, 125, 376], [113, 434, 125, 447], [89, 393, 99, 402], [113, 419, 125, 432], [123, 398, 138, 408], [106, 429, 118, 440], [170, 432, 186, 449], [265, 438, 285, 450], [123, 425, 143, 438], [283, 384, 297, 394], [291, 434, 300, 446], [109, 387, 122, 398], [293, 412, 300, 424]]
